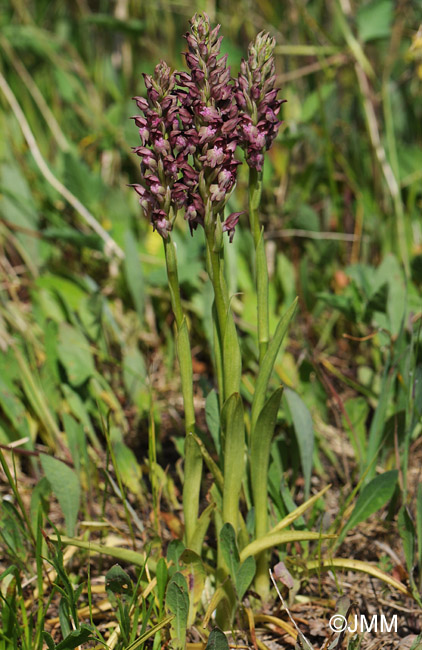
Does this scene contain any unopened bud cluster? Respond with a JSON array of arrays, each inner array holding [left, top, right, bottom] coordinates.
[[131, 14, 283, 240]]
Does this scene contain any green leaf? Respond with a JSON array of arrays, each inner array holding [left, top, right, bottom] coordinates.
[[43, 632, 56, 650], [284, 389, 314, 499], [338, 471, 398, 545], [166, 540, 185, 569], [63, 152, 104, 208], [365, 365, 397, 482], [180, 549, 206, 626], [113, 441, 142, 495], [123, 346, 147, 408], [62, 413, 85, 474], [165, 573, 189, 649], [55, 625, 94, 650], [219, 523, 240, 579], [417, 484, 422, 571], [189, 501, 217, 556], [105, 564, 133, 597], [57, 323, 94, 386], [221, 393, 245, 528], [205, 389, 220, 454], [251, 298, 298, 433], [357, 0, 393, 42], [156, 557, 168, 609], [205, 628, 230, 650], [0, 376, 28, 438], [40, 455, 81, 536], [251, 388, 283, 527], [235, 556, 256, 600], [397, 507, 415, 577]]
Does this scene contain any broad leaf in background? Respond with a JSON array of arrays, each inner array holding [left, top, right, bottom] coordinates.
[[40, 455, 81, 536], [205, 627, 230, 650], [357, 0, 393, 42], [284, 388, 314, 499], [337, 470, 398, 546], [57, 323, 95, 386]]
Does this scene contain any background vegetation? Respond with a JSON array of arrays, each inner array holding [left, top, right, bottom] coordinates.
[[0, 0, 422, 648]]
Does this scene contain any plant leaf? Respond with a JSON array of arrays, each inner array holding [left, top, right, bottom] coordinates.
[[240, 531, 335, 562], [221, 393, 245, 528], [205, 627, 230, 650], [220, 522, 240, 579], [235, 556, 256, 600], [337, 470, 398, 545], [40, 455, 81, 536], [398, 506, 415, 577], [306, 558, 411, 597], [205, 389, 220, 454], [57, 323, 94, 386], [250, 387, 283, 528], [284, 388, 314, 499], [251, 298, 298, 433], [55, 625, 94, 650], [165, 573, 189, 649], [105, 564, 133, 597]]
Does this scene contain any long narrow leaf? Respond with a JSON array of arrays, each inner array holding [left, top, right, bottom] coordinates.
[[250, 387, 283, 536], [251, 298, 298, 433], [240, 531, 335, 562], [221, 393, 245, 531], [284, 388, 314, 499]]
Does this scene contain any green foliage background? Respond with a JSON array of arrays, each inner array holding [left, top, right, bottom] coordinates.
[[0, 0, 422, 579]]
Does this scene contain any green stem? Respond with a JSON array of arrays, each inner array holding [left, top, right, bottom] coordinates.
[[206, 233, 228, 337], [248, 167, 269, 363], [163, 236, 202, 546]]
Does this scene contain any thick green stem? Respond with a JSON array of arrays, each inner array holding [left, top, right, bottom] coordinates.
[[205, 218, 244, 614], [163, 236, 202, 546], [248, 167, 269, 364], [206, 233, 228, 338]]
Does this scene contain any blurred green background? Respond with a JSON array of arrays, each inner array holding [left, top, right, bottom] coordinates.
[[0, 0, 421, 490]]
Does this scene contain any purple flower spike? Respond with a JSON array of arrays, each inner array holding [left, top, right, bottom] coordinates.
[[130, 61, 191, 237], [235, 31, 284, 170], [131, 13, 263, 246]]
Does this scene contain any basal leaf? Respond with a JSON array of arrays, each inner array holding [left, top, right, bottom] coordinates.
[[219, 523, 240, 579], [156, 557, 168, 609], [205, 627, 230, 650], [284, 388, 314, 499], [221, 393, 245, 528], [165, 573, 189, 649], [235, 556, 256, 600]]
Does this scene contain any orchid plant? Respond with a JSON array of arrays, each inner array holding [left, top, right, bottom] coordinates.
[[130, 14, 322, 616]]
